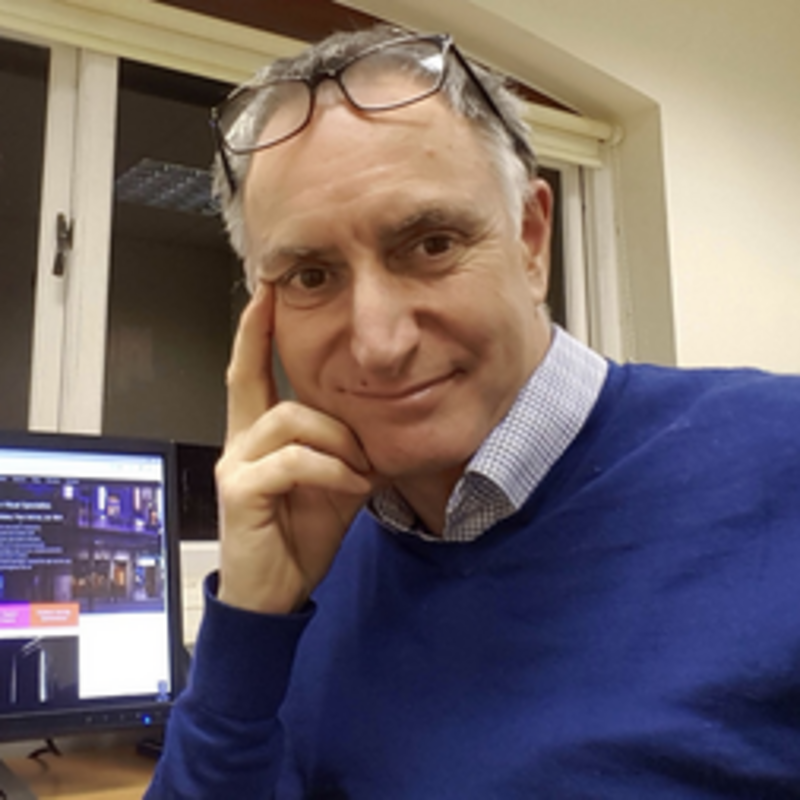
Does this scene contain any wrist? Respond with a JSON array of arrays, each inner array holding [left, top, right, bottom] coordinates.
[[217, 570, 308, 615]]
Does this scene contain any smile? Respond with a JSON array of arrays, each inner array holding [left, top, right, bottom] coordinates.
[[348, 372, 458, 402]]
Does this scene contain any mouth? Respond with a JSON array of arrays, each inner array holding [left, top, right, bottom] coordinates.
[[348, 372, 458, 401]]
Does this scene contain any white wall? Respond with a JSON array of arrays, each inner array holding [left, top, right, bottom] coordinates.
[[343, 0, 800, 372]]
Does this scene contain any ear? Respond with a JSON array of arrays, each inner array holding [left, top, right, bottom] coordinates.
[[520, 178, 553, 305]]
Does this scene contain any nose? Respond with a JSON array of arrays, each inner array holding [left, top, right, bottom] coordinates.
[[349, 268, 420, 378]]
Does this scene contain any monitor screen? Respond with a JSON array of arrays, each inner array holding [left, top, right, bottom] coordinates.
[[0, 430, 183, 743]]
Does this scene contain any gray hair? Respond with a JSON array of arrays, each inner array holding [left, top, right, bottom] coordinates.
[[212, 25, 537, 269]]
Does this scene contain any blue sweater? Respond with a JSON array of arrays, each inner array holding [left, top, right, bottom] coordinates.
[[147, 363, 800, 799]]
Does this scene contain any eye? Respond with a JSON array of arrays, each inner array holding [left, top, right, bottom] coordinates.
[[277, 264, 341, 309], [289, 266, 329, 290], [418, 234, 454, 258], [398, 231, 464, 275]]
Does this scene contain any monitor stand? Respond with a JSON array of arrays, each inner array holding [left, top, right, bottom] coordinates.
[[0, 759, 38, 800]]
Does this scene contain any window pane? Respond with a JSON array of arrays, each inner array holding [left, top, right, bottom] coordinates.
[[0, 37, 49, 431], [104, 61, 244, 446]]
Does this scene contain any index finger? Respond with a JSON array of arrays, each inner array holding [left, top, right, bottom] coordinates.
[[226, 281, 277, 441]]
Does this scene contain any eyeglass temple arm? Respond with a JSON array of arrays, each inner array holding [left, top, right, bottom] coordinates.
[[450, 48, 536, 171], [210, 112, 239, 196]]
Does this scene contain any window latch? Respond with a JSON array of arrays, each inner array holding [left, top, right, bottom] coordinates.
[[53, 213, 74, 277]]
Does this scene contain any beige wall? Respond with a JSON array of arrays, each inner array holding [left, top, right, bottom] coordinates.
[[345, 0, 800, 372]]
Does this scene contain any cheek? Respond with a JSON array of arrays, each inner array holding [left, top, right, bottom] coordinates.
[[274, 314, 310, 391], [274, 309, 340, 400], [457, 286, 541, 377], [448, 261, 539, 334]]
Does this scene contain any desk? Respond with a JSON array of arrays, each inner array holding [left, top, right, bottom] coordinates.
[[2, 747, 153, 800]]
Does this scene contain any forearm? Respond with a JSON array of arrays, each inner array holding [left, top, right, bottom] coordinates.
[[144, 573, 313, 800], [145, 700, 284, 800]]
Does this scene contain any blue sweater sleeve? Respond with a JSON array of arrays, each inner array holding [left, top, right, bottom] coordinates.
[[144, 572, 314, 800]]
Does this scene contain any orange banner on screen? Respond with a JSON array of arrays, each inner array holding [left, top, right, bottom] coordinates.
[[29, 603, 80, 627]]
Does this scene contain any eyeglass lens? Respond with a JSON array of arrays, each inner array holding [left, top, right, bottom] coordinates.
[[339, 38, 445, 109], [224, 82, 312, 153], [220, 37, 447, 155]]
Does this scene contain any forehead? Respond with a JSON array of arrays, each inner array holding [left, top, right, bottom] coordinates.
[[243, 89, 500, 240]]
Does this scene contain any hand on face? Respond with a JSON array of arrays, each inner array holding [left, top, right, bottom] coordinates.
[[216, 283, 376, 614]]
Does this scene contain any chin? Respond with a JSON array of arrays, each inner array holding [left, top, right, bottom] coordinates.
[[361, 432, 473, 483]]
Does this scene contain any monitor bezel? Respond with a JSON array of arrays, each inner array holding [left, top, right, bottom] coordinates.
[[0, 429, 185, 743]]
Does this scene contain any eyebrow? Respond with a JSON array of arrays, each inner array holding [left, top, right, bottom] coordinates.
[[254, 202, 485, 279], [376, 204, 484, 250], [255, 245, 340, 280]]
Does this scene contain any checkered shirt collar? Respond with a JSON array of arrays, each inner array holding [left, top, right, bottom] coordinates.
[[368, 326, 608, 541]]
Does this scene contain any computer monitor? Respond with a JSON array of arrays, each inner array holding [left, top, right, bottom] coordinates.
[[0, 430, 184, 761]]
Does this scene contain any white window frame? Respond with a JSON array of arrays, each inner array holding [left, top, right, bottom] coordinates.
[[28, 42, 78, 432], [540, 157, 624, 361], [23, 40, 118, 435], [59, 49, 118, 434]]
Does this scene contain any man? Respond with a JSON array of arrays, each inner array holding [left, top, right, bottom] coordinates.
[[147, 26, 800, 799]]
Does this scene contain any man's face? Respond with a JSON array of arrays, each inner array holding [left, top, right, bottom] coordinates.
[[243, 84, 553, 487]]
